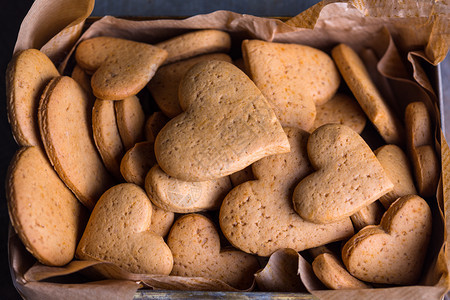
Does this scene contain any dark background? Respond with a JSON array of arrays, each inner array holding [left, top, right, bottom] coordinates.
[[0, 0, 448, 299]]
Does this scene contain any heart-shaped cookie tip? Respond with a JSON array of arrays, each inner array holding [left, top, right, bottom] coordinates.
[[155, 60, 290, 181], [342, 194, 432, 285], [293, 124, 393, 224], [76, 183, 173, 275]]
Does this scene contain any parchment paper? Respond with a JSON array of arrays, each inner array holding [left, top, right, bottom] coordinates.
[[9, 0, 450, 299]]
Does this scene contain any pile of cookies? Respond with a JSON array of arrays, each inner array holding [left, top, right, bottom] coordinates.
[[5, 28, 439, 291]]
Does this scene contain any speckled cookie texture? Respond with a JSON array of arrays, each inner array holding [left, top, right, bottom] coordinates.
[[374, 144, 417, 208], [7, 147, 86, 266], [155, 30, 231, 65], [145, 165, 232, 213], [312, 253, 370, 290], [342, 194, 432, 285], [71, 64, 92, 94], [155, 60, 290, 181], [145, 112, 169, 143], [38, 76, 115, 210], [76, 183, 173, 275], [310, 93, 366, 133], [167, 214, 259, 289], [405, 101, 439, 197], [92, 99, 124, 180], [148, 53, 232, 118], [6, 49, 59, 146], [120, 141, 157, 187], [115, 95, 145, 150], [350, 201, 384, 231], [75, 36, 168, 100], [293, 124, 393, 224], [150, 204, 174, 237], [242, 40, 340, 130], [220, 127, 354, 256], [331, 43, 404, 145]]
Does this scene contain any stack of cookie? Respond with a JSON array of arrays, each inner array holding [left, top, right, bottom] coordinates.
[[5, 28, 439, 291]]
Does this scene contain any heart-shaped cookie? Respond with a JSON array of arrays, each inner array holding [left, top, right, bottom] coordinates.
[[75, 37, 168, 100], [293, 124, 393, 224], [167, 214, 259, 289], [220, 127, 354, 256], [155, 60, 290, 181], [342, 194, 432, 284], [76, 183, 173, 275]]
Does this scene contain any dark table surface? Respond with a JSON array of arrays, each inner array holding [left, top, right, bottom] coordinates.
[[0, 1, 448, 299]]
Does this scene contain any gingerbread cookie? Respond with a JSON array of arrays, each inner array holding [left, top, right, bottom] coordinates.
[[75, 36, 167, 100], [220, 127, 354, 256], [342, 194, 432, 284], [76, 183, 173, 275], [229, 166, 254, 187], [115, 95, 145, 150], [6, 49, 59, 146], [38, 76, 115, 209], [155, 60, 289, 181], [148, 53, 231, 118], [145, 165, 232, 213], [145, 112, 169, 143], [120, 141, 157, 187], [242, 40, 340, 130], [331, 44, 404, 145], [156, 30, 231, 65], [150, 204, 174, 237], [350, 201, 384, 231], [71, 64, 92, 94], [167, 214, 259, 289], [7, 147, 86, 266], [293, 124, 393, 224]]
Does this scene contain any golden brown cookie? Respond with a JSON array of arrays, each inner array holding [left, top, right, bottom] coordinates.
[[148, 53, 232, 118], [92, 99, 124, 180], [156, 30, 231, 65], [167, 214, 259, 289], [312, 253, 370, 290], [38, 76, 115, 210], [71, 64, 92, 93], [405, 101, 439, 197], [145, 112, 170, 143], [242, 40, 340, 130], [115, 95, 145, 150], [7, 147, 86, 266], [310, 93, 366, 134], [220, 127, 354, 256], [120, 141, 157, 187], [155, 60, 290, 181], [76, 183, 173, 275], [331, 44, 404, 145], [145, 165, 232, 213], [293, 124, 393, 224], [75, 36, 168, 100], [6, 49, 59, 146], [229, 166, 254, 187], [150, 204, 175, 237], [350, 201, 384, 231], [342, 194, 432, 285], [374, 144, 417, 208]]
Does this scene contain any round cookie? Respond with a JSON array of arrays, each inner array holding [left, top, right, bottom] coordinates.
[[120, 141, 157, 187], [115, 95, 145, 150], [38, 76, 115, 210], [155, 30, 231, 65], [167, 214, 259, 290], [6, 49, 59, 146], [71, 64, 92, 94], [7, 146, 86, 266]]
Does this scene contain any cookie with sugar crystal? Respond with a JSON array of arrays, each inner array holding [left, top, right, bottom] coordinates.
[[405, 101, 439, 197], [38, 76, 115, 210], [242, 40, 340, 130], [293, 124, 393, 224], [167, 214, 259, 289], [120, 141, 157, 187], [7, 147, 87, 266], [145, 164, 232, 213], [92, 99, 124, 180], [331, 44, 404, 145], [156, 30, 231, 65], [76, 183, 173, 275], [148, 53, 232, 118], [75, 36, 167, 100], [220, 127, 354, 256], [342, 194, 432, 285], [6, 49, 59, 146], [155, 60, 290, 181], [115, 95, 145, 150], [310, 93, 366, 134]]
